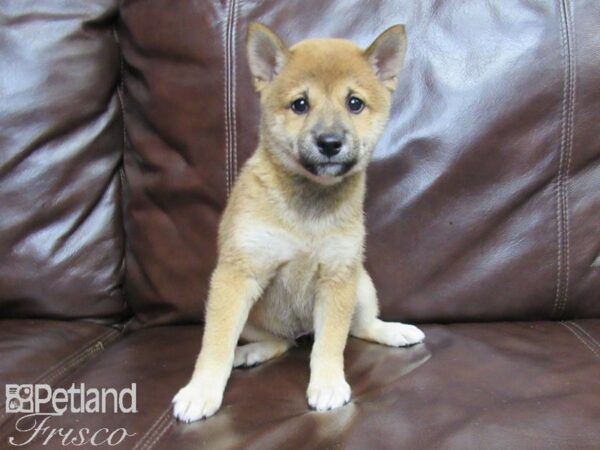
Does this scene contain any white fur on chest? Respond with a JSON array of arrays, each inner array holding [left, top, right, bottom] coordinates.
[[236, 223, 360, 339]]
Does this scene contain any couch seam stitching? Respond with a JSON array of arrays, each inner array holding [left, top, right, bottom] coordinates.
[[43, 329, 122, 386], [559, 0, 575, 317], [0, 327, 122, 434], [143, 413, 173, 450], [223, 0, 233, 197], [552, 0, 567, 318], [131, 408, 166, 450], [231, 0, 239, 180], [561, 322, 600, 360], [563, 0, 575, 315], [223, 1, 230, 196], [0, 327, 114, 415], [569, 322, 600, 351], [552, 0, 574, 319], [552, 0, 567, 315], [132, 405, 172, 450]]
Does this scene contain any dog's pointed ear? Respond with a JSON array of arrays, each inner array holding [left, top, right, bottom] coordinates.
[[247, 23, 290, 92], [364, 25, 407, 92]]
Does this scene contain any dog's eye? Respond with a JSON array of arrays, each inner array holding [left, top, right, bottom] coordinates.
[[290, 98, 309, 114], [347, 96, 365, 113]]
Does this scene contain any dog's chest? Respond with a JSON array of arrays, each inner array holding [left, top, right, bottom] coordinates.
[[240, 223, 358, 338], [258, 244, 320, 338]]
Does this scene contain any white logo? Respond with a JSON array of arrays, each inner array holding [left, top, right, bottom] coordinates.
[[5, 383, 137, 415], [5, 383, 138, 447], [5, 384, 34, 414]]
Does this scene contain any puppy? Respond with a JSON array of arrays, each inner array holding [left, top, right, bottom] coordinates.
[[173, 23, 424, 422]]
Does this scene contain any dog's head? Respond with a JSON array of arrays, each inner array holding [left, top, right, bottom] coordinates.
[[247, 24, 407, 185]]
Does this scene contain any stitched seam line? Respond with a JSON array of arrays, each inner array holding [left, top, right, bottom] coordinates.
[[561, 322, 600, 360], [0, 327, 122, 435], [552, 0, 574, 319], [132, 405, 173, 450], [223, 0, 239, 195], [562, 0, 575, 315], [570, 322, 600, 352], [552, 0, 567, 318], [223, 0, 233, 196], [43, 329, 121, 386], [143, 413, 173, 450], [0, 327, 115, 417], [558, 0, 575, 316], [231, 0, 239, 180], [223, 1, 230, 196]]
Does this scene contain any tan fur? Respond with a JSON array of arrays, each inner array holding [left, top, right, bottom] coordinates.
[[173, 23, 424, 422]]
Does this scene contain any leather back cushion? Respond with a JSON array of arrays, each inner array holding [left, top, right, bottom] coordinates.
[[0, 0, 127, 320], [120, 0, 600, 326]]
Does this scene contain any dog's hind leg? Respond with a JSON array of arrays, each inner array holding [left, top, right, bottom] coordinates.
[[234, 323, 293, 368], [350, 268, 425, 347]]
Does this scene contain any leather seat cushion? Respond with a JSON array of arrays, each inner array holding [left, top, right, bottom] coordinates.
[[4, 320, 598, 449]]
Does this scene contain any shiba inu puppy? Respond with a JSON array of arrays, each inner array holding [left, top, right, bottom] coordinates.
[[173, 23, 424, 422]]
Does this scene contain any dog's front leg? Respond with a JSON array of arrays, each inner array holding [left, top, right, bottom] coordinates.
[[173, 264, 264, 422], [307, 264, 359, 411]]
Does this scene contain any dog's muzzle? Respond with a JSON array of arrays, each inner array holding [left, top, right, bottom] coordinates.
[[299, 157, 357, 177]]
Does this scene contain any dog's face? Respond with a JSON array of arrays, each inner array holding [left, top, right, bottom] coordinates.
[[247, 24, 407, 184]]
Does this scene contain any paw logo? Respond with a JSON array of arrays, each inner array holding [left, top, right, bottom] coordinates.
[[5, 385, 34, 413]]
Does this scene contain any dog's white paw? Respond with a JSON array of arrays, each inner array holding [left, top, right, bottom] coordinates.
[[307, 378, 351, 411], [377, 322, 425, 347], [233, 342, 274, 368], [172, 383, 222, 423]]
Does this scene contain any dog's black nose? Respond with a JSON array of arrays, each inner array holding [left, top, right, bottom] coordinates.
[[316, 134, 343, 157]]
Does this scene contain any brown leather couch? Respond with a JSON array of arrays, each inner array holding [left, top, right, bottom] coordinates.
[[1, 1, 599, 449]]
